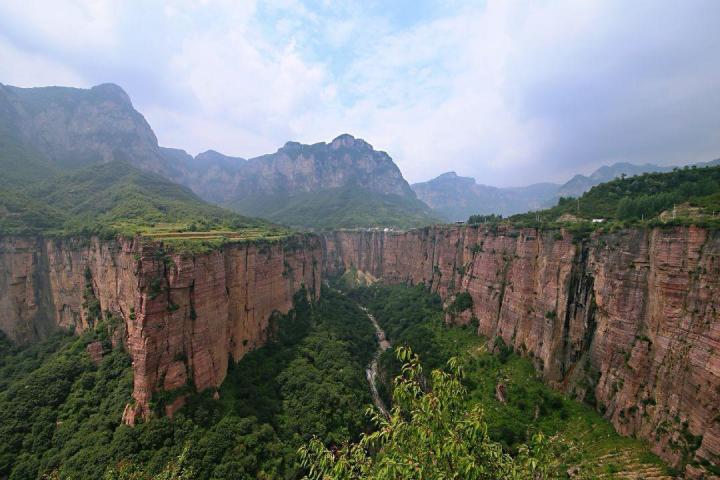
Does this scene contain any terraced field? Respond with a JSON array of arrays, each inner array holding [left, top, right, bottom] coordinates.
[[142, 227, 290, 242], [138, 225, 293, 253]]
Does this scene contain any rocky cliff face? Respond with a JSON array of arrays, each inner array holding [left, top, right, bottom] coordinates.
[[163, 133, 416, 209], [0, 83, 169, 173], [123, 237, 322, 422], [323, 225, 720, 477], [157, 147, 249, 205], [0, 236, 139, 343], [238, 134, 414, 198], [0, 234, 321, 423]]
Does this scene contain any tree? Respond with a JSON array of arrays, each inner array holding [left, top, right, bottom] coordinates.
[[103, 446, 195, 480], [299, 347, 551, 479]]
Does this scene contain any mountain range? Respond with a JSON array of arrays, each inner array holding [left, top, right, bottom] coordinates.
[[1, 81, 717, 228], [0, 82, 436, 229], [160, 133, 436, 228], [413, 160, 720, 221]]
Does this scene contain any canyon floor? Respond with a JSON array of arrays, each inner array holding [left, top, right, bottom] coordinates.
[[0, 282, 677, 479]]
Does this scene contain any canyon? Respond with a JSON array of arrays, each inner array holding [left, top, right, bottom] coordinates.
[[322, 225, 720, 477], [1, 224, 718, 476]]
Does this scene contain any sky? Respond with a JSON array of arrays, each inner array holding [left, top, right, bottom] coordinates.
[[0, 0, 719, 186]]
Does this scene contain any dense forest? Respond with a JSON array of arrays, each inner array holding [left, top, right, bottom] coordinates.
[[0, 282, 672, 479], [0, 287, 376, 479]]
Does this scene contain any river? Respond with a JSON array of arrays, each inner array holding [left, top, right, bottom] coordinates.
[[359, 305, 391, 418]]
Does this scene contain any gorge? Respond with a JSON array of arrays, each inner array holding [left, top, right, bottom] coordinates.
[[1, 223, 718, 476]]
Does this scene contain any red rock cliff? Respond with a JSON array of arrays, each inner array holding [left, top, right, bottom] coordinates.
[[0, 236, 139, 343], [323, 225, 720, 477], [0, 234, 321, 423]]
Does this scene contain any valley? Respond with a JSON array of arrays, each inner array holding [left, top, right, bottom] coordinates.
[[0, 277, 680, 479], [1, 218, 718, 477], [1, 81, 719, 478]]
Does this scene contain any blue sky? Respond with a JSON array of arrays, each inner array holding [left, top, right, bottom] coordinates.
[[1, 0, 719, 186]]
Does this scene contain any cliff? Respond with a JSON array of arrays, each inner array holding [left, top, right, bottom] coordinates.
[[0, 83, 168, 174], [0, 234, 321, 423], [216, 134, 437, 229], [2, 225, 718, 475], [322, 225, 720, 477]]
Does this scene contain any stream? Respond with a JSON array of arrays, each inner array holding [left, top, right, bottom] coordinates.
[[325, 282, 391, 418], [359, 305, 391, 418]]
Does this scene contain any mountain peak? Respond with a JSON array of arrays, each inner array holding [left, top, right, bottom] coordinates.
[[332, 133, 356, 142], [437, 171, 459, 179], [90, 83, 132, 106], [330, 133, 370, 150], [195, 149, 246, 165], [424, 171, 476, 185], [283, 141, 302, 149]]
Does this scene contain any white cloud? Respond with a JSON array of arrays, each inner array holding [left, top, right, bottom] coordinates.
[[162, 7, 332, 155], [0, 0, 119, 50], [0, 37, 86, 87]]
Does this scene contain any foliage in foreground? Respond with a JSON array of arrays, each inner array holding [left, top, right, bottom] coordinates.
[[349, 284, 669, 478], [300, 346, 550, 480]]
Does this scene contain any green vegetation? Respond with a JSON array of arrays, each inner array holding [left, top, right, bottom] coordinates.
[[230, 185, 440, 230], [507, 165, 720, 231], [0, 281, 674, 479], [0, 287, 377, 479], [0, 130, 58, 187], [0, 320, 133, 479], [348, 284, 670, 478], [0, 161, 289, 246], [300, 346, 551, 479], [448, 291, 474, 316], [468, 213, 503, 224]]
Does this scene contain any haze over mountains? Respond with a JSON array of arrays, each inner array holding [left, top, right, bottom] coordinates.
[[2, 80, 720, 479], [161, 133, 437, 229], [0, 82, 438, 229], [412, 159, 720, 221], [1, 81, 717, 228]]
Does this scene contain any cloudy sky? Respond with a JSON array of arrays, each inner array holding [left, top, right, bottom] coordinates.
[[1, 0, 718, 186]]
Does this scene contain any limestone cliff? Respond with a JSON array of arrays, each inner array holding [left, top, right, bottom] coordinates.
[[0, 234, 321, 423], [322, 225, 720, 477]]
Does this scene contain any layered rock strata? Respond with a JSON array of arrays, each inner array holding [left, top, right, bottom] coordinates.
[[0, 235, 321, 423], [322, 225, 720, 477], [2, 225, 717, 475]]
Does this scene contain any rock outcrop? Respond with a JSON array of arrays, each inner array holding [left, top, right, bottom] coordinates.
[[123, 237, 321, 422], [322, 225, 720, 477], [0, 234, 321, 424]]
